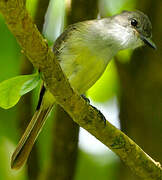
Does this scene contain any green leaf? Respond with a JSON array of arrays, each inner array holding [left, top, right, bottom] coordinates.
[[0, 73, 41, 109]]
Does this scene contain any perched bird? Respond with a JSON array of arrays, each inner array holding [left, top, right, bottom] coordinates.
[[11, 10, 156, 169]]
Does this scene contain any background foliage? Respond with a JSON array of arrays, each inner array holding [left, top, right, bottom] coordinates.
[[0, 0, 161, 180]]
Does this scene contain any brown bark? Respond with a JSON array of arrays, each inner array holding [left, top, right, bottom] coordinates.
[[67, 0, 98, 23]]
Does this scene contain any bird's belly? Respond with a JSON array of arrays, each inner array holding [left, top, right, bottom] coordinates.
[[59, 50, 109, 94]]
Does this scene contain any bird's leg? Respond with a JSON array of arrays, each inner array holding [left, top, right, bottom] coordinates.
[[81, 94, 90, 103], [90, 105, 107, 126]]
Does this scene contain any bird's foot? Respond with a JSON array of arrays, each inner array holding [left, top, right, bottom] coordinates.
[[90, 105, 107, 126], [81, 94, 90, 104], [81, 94, 106, 126]]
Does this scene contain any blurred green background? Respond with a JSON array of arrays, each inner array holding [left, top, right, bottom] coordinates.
[[0, 0, 161, 180]]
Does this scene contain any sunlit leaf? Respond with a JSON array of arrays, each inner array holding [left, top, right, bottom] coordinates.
[[0, 73, 40, 109]]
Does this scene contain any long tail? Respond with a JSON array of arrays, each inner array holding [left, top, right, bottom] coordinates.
[[11, 88, 54, 169]]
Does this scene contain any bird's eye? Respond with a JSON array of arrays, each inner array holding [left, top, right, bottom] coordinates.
[[131, 19, 138, 27]]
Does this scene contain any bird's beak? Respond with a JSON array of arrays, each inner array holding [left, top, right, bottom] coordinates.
[[140, 35, 157, 50]]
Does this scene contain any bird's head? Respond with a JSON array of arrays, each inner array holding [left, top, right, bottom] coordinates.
[[111, 10, 156, 50]]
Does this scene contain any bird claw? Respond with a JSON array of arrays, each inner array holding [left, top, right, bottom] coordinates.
[[91, 105, 106, 126], [81, 95, 106, 126], [90, 105, 107, 126], [81, 94, 90, 104]]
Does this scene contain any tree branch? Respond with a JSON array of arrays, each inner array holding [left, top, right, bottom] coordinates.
[[0, 1, 161, 179]]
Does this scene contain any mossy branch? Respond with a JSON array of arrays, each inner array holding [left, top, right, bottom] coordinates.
[[0, 1, 161, 179]]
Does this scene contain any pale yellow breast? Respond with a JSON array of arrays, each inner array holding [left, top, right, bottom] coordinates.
[[56, 23, 116, 94], [59, 45, 109, 94]]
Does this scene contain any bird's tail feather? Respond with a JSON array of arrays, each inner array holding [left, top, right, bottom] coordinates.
[[11, 105, 52, 169]]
